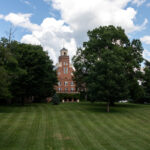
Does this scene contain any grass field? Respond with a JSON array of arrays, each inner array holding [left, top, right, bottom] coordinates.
[[0, 102, 150, 150]]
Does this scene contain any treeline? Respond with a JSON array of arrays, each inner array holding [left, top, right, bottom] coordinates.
[[0, 38, 57, 105], [73, 25, 150, 111]]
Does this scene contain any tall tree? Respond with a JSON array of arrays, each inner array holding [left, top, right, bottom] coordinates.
[[10, 42, 57, 104], [73, 26, 144, 112], [142, 60, 150, 102], [0, 38, 18, 103], [0, 37, 57, 104]]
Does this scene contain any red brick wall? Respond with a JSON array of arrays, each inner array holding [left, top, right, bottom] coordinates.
[[55, 55, 77, 93]]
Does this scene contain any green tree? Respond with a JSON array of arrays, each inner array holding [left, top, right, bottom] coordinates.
[[143, 60, 150, 102], [73, 25, 144, 112], [10, 42, 57, 104], [0, 38, 19, 103], [52, 94, 60, 105], [0, 37, 57, 104], [0, 67, 11, 101]]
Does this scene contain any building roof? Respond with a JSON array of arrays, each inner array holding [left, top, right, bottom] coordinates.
[[60, 47, 68, 51]]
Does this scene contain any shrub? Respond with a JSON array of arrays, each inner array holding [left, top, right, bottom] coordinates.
[[52, 94, 60, 105], [57, 93, 80, 101]]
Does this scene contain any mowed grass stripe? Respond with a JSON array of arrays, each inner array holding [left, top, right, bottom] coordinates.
[[117, 110, 150, 143], [85, 103, 150, 150], [57, 106, 86, 150], [23, 104, 42, 150], [44, 104, 55, 150], [63, 105, 106, 150], [119, 111, 150, 148], [76, 108, 127, 150], [105, 114, 144, 150], [92, 113, 142, 150], [0, 106, 27, 149], [12, 105, 37, 150], [31, 104, 46, 150], [54, 106, 75, 149], [89, 103, 150, 150], [77, 103, 143, 150], [0, 102, 150, 150], [51, 105, 65, 149], [77, 104, 129, 150], [0, 106, 18, 131]]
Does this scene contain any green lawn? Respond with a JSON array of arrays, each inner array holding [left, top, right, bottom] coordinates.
[[0, 102, 150, 150]]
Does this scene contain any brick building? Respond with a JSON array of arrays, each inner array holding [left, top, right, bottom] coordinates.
[[55, 48, 77, 93]]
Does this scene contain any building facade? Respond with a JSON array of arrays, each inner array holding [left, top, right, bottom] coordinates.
[[55, 48, 77, 93]]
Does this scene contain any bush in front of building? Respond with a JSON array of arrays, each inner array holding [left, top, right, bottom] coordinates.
[[52, 94, 60, 105], [57, 93, 80, 101]]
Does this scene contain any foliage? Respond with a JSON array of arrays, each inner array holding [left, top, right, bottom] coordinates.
[[73, 25, 144, 111], [0, 37, 57, 104], [57, 93, 80, 100], [142, 60, 150, 103], [0, 67, 11, 101], [0, 38, 18, 103], [52, 94, 60, 105]]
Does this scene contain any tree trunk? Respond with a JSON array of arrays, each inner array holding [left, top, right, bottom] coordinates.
[[107, 101, 110, 112], [110, 101, 115, 106], [21, 97, 25, 106]]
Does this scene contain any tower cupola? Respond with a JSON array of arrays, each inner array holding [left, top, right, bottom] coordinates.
[[60, 48, 68, 56]]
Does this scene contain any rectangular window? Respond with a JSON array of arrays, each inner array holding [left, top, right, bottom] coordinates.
[[64, 67, 68, 74], [71, 81, 74, 86], [64, 67, 65, 74], [58, 88, 61, 91], [64, 62, 66, 65], [65, 88, 68, 91], [71, 88, 74, 91], [64, 81, 68, 86], [58, 82, 61, 86], [66, 68, 68, 74]]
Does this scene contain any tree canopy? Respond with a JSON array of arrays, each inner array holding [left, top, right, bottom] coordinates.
[[73, 25, 144, 111], [0, 38, 57, 104], [142, 60, 150, 103]]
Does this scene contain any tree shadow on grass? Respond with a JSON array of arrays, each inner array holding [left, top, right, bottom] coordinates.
[[0, 103, 39, 113], [79, 102, 146, 114]]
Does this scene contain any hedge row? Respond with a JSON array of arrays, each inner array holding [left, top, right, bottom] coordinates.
[[57, 93, 80, 100]]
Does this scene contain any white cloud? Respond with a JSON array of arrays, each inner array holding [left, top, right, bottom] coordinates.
[[0, 13, 76, 63], [49, 0, 148, 44], [0, 14, 4, 19], [146, 3, 150, 7], [24, 0, 30, 5], [20, 0, 36, 9], [0, 0, 148, 64], [21, 17, 76, 64], [4, 13, 40, 31], [132, 0, 146, 6], [143, 49, 150, 61], [141, 36, 150, 44]]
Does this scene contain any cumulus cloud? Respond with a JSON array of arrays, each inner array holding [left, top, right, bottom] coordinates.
[[0, 13, 76, 63], [141, 36, 150, 44], [4, 13, 40, 31], [0, 0, 148, 64], [132, 0, 146, 6], [20, 0, 36, 9], [0, 14, 4, 19], [143, 49, 150, 61], [146, 3, 150, 7], [21, 17, 76, 64], [49, 0, 148, 44]]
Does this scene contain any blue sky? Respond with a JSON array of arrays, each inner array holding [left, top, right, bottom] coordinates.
[[0, 0, 150, 63]]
